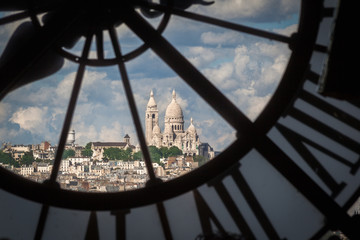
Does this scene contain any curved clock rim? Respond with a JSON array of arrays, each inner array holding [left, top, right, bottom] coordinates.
[[0, 0, 330, 211]]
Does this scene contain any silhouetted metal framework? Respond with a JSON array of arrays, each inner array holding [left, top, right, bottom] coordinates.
[[0, 0, 359, 239]]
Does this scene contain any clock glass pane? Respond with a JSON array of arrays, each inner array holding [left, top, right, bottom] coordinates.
[[0, 1, 299, 193]]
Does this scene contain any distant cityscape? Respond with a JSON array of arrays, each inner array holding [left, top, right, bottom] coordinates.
[[0, 90, 220, 192], [0, 130, 218, 192]]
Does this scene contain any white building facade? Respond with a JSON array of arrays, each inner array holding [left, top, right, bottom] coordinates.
[[20, 166, 34, 176], [145, 90, 200, 156]]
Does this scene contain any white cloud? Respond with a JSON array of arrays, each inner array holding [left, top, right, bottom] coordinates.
[[233, 45, 252, 82], [187, 46, 216, 68], [99, 121, 125, 142], [175, 93, 189, 114], [49, 107, 66, 131], [231, 87, 272, 120], [247, 94, 272, 119], [203, 62, 237, 89], [0, 127, 21, 141], [232, 41, 290, 89], [110, 81, 129, 111], [191, 0, 299, 21], [201, 31, 243, 45], [0, 10, 298, 152], [71, 103, 97, 123], [55, 72, 75, 102], [70, 123, 98, 145], [274, 23, 298, 36], [84, 69, 108, 86], [260, 53, 288, 86], [215, 131, 237, 148], [192, 38, 290, 121], [201, 119, 215, 128], [9, 106, 48, 135]]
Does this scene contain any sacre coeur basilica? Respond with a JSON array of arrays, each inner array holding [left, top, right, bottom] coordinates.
[[145, 90, 203, 156]]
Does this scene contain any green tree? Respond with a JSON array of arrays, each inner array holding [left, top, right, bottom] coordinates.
[[148, 146, 162, 164], [122, 148, 133, 160], [167, 146, 182, 157], [103, 147, 120, 160], [133, 151, 143, 160], [62, 149, 75, 159], [160, 147, 169, 158], [85, 142, 92, 149], [81, 142, 93, 157], [20, 152, 35, 166], [193, 155, 208, 167], [159, 146, 182, 158], [81, 148, 93, 157], [0, 150, 19, 167], [133, 146, 182, 163], [133, 147, 161, 163], [103, 148, 132, 160]]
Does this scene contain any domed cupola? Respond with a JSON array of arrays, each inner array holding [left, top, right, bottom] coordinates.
[[187, 118, 196, 134], [165, 90, 184, 133], [165, 90, 183, 119]]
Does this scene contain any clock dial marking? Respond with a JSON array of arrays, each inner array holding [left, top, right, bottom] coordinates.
[[193, 189, 227, 237], [111, 209, 131, 240], [85, 211, 100, 240], [219, 164, 281, 239], [206, 181, 255, 240], [276, 123, 347, 198]]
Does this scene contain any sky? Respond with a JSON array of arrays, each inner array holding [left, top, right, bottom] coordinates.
[[0, 0, 300, 151]]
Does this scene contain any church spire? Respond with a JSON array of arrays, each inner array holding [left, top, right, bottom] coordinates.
[[145, 89, 159, 144], [172, 89, 176, 100], [187, 117, 196, 133], [147, 89, 157, 108]]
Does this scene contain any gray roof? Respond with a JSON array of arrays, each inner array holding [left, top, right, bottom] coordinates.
[[92, 142, 127, 147]]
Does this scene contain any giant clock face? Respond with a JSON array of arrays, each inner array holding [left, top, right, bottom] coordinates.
[[0, 0, 359, 239]]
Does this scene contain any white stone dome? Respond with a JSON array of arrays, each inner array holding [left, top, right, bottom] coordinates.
[[165, 90, 183, 118], [187, 118, 196, 133]]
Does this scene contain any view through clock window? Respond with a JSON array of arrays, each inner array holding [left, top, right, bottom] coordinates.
[[0, 0, 297, 193]]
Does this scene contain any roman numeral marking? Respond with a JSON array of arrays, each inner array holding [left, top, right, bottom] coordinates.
[[193, 189, 227, 236], [111, 205, 172, 240], [288, 105, 360, 164], [208, 180, 256, 240], [229, 165, 281, 239], [194, 163, 282, 240], [276, 123, 347, 197], [85, 211, 100, 240], [156, 202, 173, 240], [298, 89, 360, 132], [111, 209, 130, 240], [275, 80, 360, 197]]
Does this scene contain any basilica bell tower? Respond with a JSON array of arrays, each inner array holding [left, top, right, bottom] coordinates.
[[145, 90, 159, 144]]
